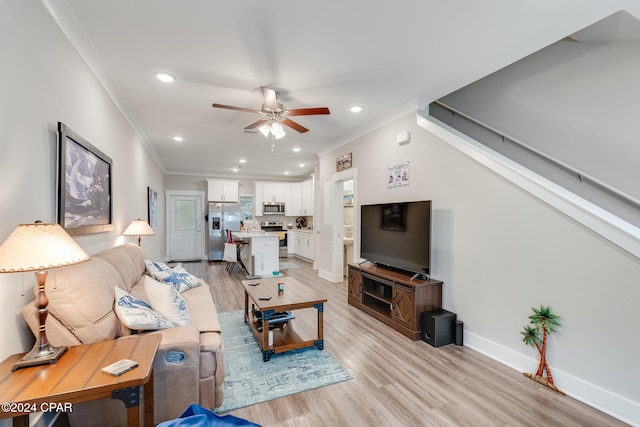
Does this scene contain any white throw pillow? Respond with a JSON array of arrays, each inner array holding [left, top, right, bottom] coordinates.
[[144, 276, 190, 326], [151, 266, 203, 293], [113, 286, 177, 330], [144, 259, 172, 275]]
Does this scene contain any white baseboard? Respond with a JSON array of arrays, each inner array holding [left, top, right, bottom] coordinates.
[[318, 268, 338, 283], [464, 331, 639, 426]]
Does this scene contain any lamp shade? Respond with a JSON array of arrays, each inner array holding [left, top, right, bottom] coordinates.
[[258, 121, 286, 139], [0, 222, 90, 273], [123, 219, 155, 237], [258, 123, 271, 138], [271, 122, 286, 139]]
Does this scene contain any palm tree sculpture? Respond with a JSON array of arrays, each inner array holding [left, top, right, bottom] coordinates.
[[521, 305, 564, 394]]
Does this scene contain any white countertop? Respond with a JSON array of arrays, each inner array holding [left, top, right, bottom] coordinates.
[[290, 228, 314, 234], [232, 231, 280, 239]]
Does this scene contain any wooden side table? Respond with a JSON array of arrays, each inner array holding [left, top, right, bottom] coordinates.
[[0, 334, 161, 427]]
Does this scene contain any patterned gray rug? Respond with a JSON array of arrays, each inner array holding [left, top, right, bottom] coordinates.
[[215, 310, 352, 413]]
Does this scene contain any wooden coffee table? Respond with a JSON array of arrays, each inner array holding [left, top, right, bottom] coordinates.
[[242, 277, 327, 362], [0, 334, 160, 427]]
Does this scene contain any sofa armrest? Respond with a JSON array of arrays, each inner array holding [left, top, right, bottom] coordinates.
[[200, 331, 225, 379], [146, 325, 201, 373], [143, 325, 201, 422]]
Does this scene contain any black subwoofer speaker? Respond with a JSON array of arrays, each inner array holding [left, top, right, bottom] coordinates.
[[421, 309, 456, 347]]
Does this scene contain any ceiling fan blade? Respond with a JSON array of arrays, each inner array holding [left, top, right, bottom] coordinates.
[[286, 107, 331, 116], [212, 103, 260, 114], [244, 118, 269, 130], [281, 118, 309, 133], [261, 86, 279, 110]]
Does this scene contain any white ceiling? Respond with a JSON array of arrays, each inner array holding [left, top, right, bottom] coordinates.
[[42, 0, 640, 179]]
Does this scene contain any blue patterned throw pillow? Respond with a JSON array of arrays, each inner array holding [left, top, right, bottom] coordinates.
[[114, 287, 177, 330], [144, 259, 172, 275], [152, 266, 204, 293]]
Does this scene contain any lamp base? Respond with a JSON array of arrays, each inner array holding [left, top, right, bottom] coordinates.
[[12, 344, 68, 371]]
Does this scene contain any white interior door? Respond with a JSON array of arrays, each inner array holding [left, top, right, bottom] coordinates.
[[167, 191, 204, 261]]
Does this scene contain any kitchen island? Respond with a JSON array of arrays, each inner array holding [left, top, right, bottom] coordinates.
[[232, 232, 280, 277]]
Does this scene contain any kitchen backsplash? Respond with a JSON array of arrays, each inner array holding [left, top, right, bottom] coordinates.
[[253, 215, 313, 229]]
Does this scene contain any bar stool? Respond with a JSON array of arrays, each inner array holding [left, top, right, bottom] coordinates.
[[227, 240, 248, 274]]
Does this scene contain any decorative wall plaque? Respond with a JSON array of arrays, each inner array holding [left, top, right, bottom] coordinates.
[[387, 161, 410, 188], [336, 152, 352, 171]]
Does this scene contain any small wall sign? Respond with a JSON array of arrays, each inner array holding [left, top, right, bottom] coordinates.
[[387, 161, 410, 188], [336, 153, 352, 171]]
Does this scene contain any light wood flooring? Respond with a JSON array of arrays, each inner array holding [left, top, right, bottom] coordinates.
[[184, 258, 627, 427]]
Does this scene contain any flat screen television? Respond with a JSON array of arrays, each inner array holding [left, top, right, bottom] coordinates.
[[360, 200, 431, 276]]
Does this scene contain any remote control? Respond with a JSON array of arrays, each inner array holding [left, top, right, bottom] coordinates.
[[259, 295, 272, 300], [102, 359, 139, 376]]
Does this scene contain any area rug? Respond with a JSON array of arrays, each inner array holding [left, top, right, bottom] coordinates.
[[215, 310, 352, 413], [278, 261, 299, 270]]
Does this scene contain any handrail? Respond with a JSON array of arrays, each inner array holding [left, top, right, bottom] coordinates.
[[432, 100, 640, 211]]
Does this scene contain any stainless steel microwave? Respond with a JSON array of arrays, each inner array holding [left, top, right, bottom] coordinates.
[[263, 202, 285, 215]]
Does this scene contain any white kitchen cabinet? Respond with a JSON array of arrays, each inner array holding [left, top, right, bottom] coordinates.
[[288, 179, 314, 216], [262, 182, 287, 203], [255, 181, 288, 216], [207, 179, 239, 202], [301, 179, 314, 216], [287, 182, 302, 216], [287, 230, 297, 255], [255, 180, 313, 217], [291, 230, 314, 261]]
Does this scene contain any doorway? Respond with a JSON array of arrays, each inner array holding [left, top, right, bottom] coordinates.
[[166, 190, 205, 261], [342, 179, 355, 276], [329, 168, 358, 282]]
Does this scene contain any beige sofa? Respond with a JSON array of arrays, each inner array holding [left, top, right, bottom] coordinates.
[[21, 243, 225, 426]]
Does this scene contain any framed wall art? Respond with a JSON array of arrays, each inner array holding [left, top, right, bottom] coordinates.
[[387, 161, 410, 189], [336, 152, 352, 172], [57, 122, 113, 235], [148, 186, 158, 230]]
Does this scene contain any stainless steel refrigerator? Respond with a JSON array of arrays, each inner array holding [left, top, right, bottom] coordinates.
[[208, 202, 241, 261]]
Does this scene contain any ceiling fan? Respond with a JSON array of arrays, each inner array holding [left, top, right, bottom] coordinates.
[[212, 86, 330, 142]]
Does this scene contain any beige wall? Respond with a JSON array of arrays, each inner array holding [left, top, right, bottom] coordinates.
[[317, 111, 640, 423], [0, 1, 164, 363]]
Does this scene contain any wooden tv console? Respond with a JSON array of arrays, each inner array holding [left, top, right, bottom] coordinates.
[[348, 262, 442, 340]]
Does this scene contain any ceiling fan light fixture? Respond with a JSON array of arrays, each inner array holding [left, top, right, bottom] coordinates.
[[258, 123, 271, 138], [271, 123, 286, 139]]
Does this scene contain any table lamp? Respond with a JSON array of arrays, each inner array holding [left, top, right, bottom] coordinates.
[[0, 221, 90, 370], [122, 219, 155, 246]]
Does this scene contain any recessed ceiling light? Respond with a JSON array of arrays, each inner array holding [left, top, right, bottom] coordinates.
[[299, 163, 305, 168], [350, 105, 363, 113], [284, 171, 290, 175], [231, 167, 239, 172], [156, 73, 175, 83], [292, 147, 301, 152], [172, 136, 184, 142], [239, 159, 246, 163]]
